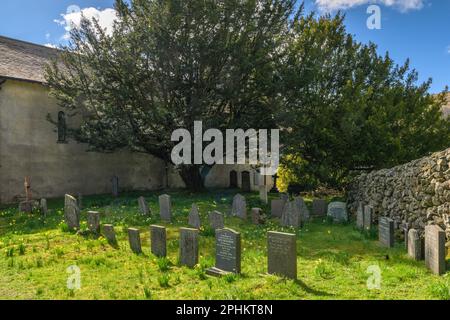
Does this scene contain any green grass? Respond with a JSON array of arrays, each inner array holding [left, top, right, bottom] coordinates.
[[0, 189, 449, 300]]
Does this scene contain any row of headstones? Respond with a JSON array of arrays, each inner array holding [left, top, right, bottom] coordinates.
[[356, 202, 447, 276]]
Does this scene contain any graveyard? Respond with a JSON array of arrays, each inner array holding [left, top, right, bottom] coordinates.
[[1, 189, 449, 300]]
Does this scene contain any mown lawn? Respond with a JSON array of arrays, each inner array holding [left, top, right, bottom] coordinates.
[[0, 189, 449, 300]]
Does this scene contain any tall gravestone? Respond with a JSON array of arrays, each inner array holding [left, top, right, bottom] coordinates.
[[138, 197, 150, 216], [102, 224, 117, 245], [356, 203, 364, 229], [295, 197, 310, 221], [209, 211, 225, 230], [408, 229, 422, 261], [179, 228, 199, 268], [281, 200, 301, 228], [363, 205, 373, 231], [267, 231, 297, 279], [188, 204, 201, 229], [40, 198, 48, 216], [231, 194, 247, 219], [87, 211, 101, 234], [379, 217, 395, 248], [251, 208, 264, 225], [271, 199, 286, 218], [64, 194, 80, 231], [425, 225, 446, 275], [312, 199, 327, 217], [112, 175, 119, 197], [159, 194, 172, 221], [327, 202, 348, 223], [128, 228, 142, 254], [150, 225, 167, 257], [401, 222, 410, 249], [207, 228, 241, 276], [259, 186, 268, 204]]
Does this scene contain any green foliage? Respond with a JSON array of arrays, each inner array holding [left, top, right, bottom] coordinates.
[[157, 257, 171, 273]]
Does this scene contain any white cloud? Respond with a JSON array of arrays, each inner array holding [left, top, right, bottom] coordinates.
[[44, 43, 58, 49], [54, 7, 118, 40], [315, 0, 425, 12]]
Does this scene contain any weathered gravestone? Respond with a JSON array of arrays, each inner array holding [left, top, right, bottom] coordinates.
[[408, 229, 423, 261], [231, 194, 247, 219], [209, 211, 225, 230], [77, 193, 83, 210], [138, 197, 150, 216], [356, 203, 364, 229], [363, 205, 373, 231], [128, 228, 142, 254], [327, 202, 348, 223], [207, 228, 241, 276], [102, 224, 117, 245], [271, 199, 286, 218], [267, 231, 297, 280], [312, 199, 327, 217], [280, 193, 289, 202], [259, 186, 268, 204], [401, 222, 410, 249], [150, 225, 167, 257], [179, 228, 199, 268], [295, 197, 310, 221], [40, 198, 48, 216], [379, 217, 395, 248], [425, 225, 446, 275], [188, 204, 201, 229], [251, 208, 265, 225], [64, 194, 80, 231], [111, 175, 119, 197], [159, 194, 172, 221], [281, 200, 301, 228], [87, 211, 101, 234]]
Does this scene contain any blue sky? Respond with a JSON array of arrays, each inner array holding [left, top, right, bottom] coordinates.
[[0, 0, 448, 93]]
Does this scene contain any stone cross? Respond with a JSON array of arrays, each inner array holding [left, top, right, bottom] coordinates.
[[128, 228, 142, 254], [408, 229, 423, 261], [159, 194, 172, 222], [138, 197, 150, 216], [150, 225, 167, 257], [271, 199, 286, 218], [251, 208, 265, 225], [179, 228, 199, 268], [102, 224, 117, 245], [312, 199, 327, 217], [209, 211, 225, 230], [188, 204, 201, 229], [206, 228, 241, 276], [231, 194, 247, 219], [267, 231, 297, 279], [327, 202, 348, 223], [64, 194, 80, 231], [87, 211, 101, 234], [281, 200, 301, 228], [363, 205, 373, 231], [425, 225, 446, 275], [112, 175, 119, 197], [379, 217, 394, 248]]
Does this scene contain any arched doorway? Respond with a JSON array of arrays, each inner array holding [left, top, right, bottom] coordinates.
[[229, 170, 238, 188], [241, 171, 251, 192]]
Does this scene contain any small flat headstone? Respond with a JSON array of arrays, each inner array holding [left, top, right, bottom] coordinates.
[[408, 229, 422, 261], [138, 197, 150, 216], [271, 199, 286, 218], [102, 224, 117, 245], [179, 228, 199, 268], [425, 225, 446, 275], [64, 194, 80, 231], [111, 175, 119, 197], [363, 205, 373, 231], [295, 197, 310, 221], [188, 204, 201, 229], [128, 228, 142, 254], [281, 200, 301, 228], [379, 217, 394, 248], [206, 228, 241, 276], [231, 194, 246, 219], [356, 203, 364, 229], [209, 211, 225, 230], [87, 211, 101, 234], [312, 199, 327, 217], [251, 208, 265, 225], [150, 225, 167, 257], [159, 194, 172, 221], [327, 202, 348, 223], [40, 198, 48, 216], [267, 231, 297, 279], [259, 186, 268, 204]]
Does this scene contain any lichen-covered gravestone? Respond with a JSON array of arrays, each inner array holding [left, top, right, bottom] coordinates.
[[159, 194, 172, 221], [150, 225, 167, 257], [209, 211, 225, 230], [379, 217, 394, 248], [64, 194, 80, 231], [295, 197, 310, 221], [356, 203, 364, 229], [179, 228, 199, 268], [259, 186, 268, 204], [87, 211, 101, 234], [327, 202, 348, 223], [138, 197, 150, 216], [40, 198, 48, 216], [281, 200, 301, 228], [102, 224, 117, 245], [408, 229, 423, 261], [425, 225, 446, 275], [251, 208, 264, 225], [128, 228, 142, 254], [267, 231, 297, 280], [312, 199, 327, 217], [188, 204, 201, 229], [111, 175, 119, 197], [231, 194, 247, 219], [271, 199, 286, 218], [206, 228, 241, 276], [363, 205, 373, 231]]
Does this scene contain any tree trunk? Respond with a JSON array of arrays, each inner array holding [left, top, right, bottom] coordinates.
[[179, 165, 205, 192]]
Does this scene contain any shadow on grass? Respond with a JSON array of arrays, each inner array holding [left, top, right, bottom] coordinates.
[[294, 279, 334, 297]]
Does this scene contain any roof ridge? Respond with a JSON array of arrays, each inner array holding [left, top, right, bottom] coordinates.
[[0, 35, 60, 52]]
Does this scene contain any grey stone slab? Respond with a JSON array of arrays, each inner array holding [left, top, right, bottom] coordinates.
[[102, 224, 117, 244], [408, 229, 422, 261], [40, 198, 48, 216], [379, 217, 395, 248], [207, 228, 241, 275], [64, 194, 80, 231], [87, 211, 101, 234], [179, 228, 199, 268], [128, 228, 142, 254], [356, 203, 364, 229], [150, 225, 167, 257], [188, 203, 201, 229], [209, 211, 225, 230], [281, 200, 301, 228], [138, 196, 150, 216], [363, 205, 373, 231], [295, 197, 310, 221], [327, 202, 348, 222], [159, 194, 172, 221], [231, 194, 246, 219], [259, 186, 268, 204], [271, 199, 286, 218], [425, 225, 446, 275], [312, 199, 327, 217], [267, 231, 297, 279], [251, 208, 264, 225]]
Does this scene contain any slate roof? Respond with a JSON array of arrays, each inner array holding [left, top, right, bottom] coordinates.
[[0, 35, 58, 83]]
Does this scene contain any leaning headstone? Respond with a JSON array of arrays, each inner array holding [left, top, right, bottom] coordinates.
[[281, 200, 301, 228], [327, 202, 348, 223], [159, 194, 172, 221], [188, 204, 201, 229], [231, 194, 247, 219], [251, 208, 265, 225], [259, 186, 268, 204], [209, 211, 225, 230], [87, 211, 101, 234], [312, 199, 327, 217], [408, 229, 422, 261], [379, 217, 394, 248], [102, 224, 117, 245], [40, 198, 48, 216], [356, 203, 364, 230], [363, 205, 373, 231], [271, 199, 286, 218], [111, 175, 119, 197], [267, 231, 297, 279], [294, 197, 310, 221], [425, 225, 446, 275], [206, 228, 241, 276], [64, 194, 80, 231], [179, 228, 199, 268], [150, 225, 167, 257], [138, 197, 150, 216], [128, 228, 142, 254]]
